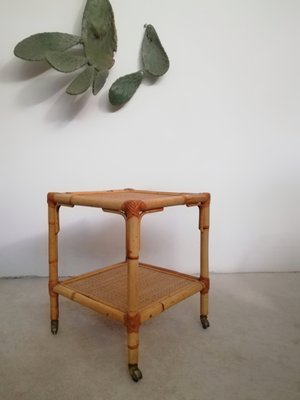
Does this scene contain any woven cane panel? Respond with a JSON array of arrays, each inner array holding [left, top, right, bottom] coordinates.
[[63, 264, 198, 312]]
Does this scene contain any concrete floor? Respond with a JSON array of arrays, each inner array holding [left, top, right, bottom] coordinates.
[[0, 273, 299, 400]]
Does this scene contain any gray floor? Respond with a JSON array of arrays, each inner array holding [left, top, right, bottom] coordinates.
[[0, 273, 299, 400]]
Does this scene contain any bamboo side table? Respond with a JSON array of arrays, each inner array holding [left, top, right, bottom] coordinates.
[[47, 189, 211, 382]]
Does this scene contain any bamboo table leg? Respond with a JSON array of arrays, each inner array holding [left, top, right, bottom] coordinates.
[[48, 196, 60, 335], [124, 201, 143, 382], [199, 195, 210, 329]]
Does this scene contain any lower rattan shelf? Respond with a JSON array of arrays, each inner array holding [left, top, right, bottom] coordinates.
[[54, 262, 204, 324]]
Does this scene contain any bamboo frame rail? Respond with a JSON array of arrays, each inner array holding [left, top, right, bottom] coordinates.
[[47, 188, 211, 382]]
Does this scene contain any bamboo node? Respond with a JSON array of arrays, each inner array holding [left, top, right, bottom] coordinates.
[[198, 198, 210, 231], [186, 202, 201, 208], [48, 280, 58, 296], [200, 276, 210, 294], [199, 223, 210, 232], [122, 200, 146, 218], [200, 193, 211, 208], [47, 193, 57, 207], [125, 312, 141, 333], [128, 343, 139, 350]]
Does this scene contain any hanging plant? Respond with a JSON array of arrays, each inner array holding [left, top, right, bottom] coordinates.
[[14, 0, 169, 107]]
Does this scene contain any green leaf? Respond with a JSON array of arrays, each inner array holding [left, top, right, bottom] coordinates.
[[46, 51, 88, 73], [14, 33, 81, 61], [93, 69, 109, 95], [81, 0, 117, 71], [66, 66, 94, 95], [109, 71, 144, 106], [142, 25, 169, 77]]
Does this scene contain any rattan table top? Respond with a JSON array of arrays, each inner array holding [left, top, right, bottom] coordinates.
[[48, 188, 210, 211]]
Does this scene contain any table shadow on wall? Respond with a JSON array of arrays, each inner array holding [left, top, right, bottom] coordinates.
[[0, 215, 177, 278]]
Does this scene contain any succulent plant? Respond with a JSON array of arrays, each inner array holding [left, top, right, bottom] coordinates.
[[14, 0, 169, 107], [109, 24, 169, 106]]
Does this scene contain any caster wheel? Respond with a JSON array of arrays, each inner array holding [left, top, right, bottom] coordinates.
[[51, 320, 59, 335], [200, 315, 210, 329], [128, 364, 143, 382]]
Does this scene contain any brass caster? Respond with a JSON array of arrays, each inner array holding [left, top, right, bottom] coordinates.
[[128, 364, 143, 382], [51, 320, 59, 335], [200, 315, 210, 329]]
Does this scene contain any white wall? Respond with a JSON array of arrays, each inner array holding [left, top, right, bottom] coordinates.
[[1, 0, 299, 277]]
